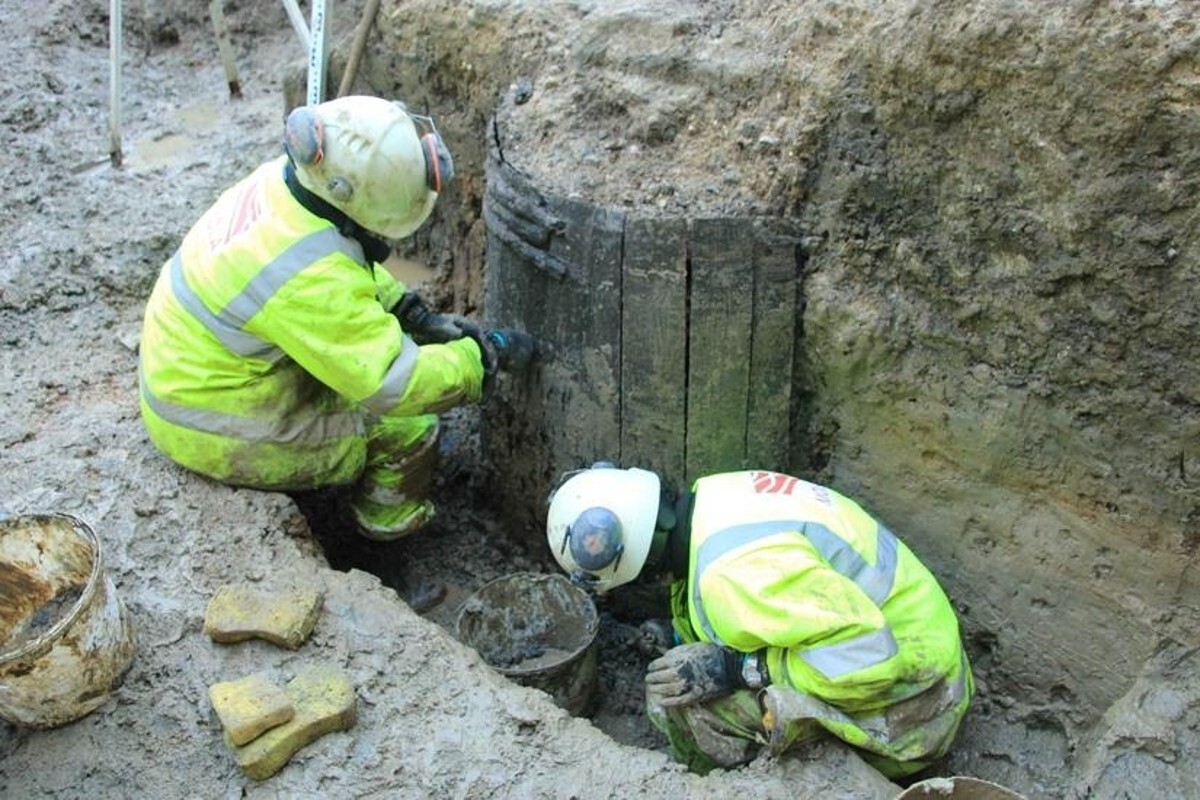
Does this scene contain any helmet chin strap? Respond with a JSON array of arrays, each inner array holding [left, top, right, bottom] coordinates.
[[283, 159, 391, 265]]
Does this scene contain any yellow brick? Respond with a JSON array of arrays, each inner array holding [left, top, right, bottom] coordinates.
[[208, 672, 295, 746], [226, 665, 357, 781], [203, 584, 324, 649]]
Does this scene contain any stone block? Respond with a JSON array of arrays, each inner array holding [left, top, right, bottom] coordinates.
[[208, 672, 295, 746], [226, 665, 357, 781], [204, 584, 323, 649]]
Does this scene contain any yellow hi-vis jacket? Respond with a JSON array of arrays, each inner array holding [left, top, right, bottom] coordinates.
[[681, 471, 971, 726], [138, 156, 484, 489]]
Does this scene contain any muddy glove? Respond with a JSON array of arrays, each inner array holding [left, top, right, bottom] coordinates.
[[645, 642, 743, 708], [394, 293, 475, 345], [636, 619, 675, 658]]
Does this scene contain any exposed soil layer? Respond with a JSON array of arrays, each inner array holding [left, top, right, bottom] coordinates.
[[0, 2, 1196, 799]]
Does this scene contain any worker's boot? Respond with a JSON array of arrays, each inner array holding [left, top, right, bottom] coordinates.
[[350, 414, 440, 541]]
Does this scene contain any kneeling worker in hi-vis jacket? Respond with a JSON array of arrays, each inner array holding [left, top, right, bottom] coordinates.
[[546, 464, 973, 777], [139, 96, 535, 604]]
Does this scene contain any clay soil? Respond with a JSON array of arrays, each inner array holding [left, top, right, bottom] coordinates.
[[0, 2, 728, 796], [0, 2, 1166, 799]]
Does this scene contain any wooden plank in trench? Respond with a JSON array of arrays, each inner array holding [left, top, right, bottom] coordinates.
[[483, 165, 624, 524], [620, 217, 688, 482], [746, 219, 801, 472], [685, 218, 754, 481]]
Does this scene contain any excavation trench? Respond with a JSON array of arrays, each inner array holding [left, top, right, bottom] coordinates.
[[1, 2, 1193, 798], [290, 76, 1197, 794], [292, 2, 1198, 795], [291, 113, 1078, 795]]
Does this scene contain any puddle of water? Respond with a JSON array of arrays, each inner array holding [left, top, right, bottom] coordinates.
[[136, 133, 197, 167], [129, 101, 224, 170], [383, 254, 436, 284]]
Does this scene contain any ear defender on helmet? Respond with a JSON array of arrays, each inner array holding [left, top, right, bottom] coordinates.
[[545, 465, 661, 592], [408, 112, 454, 193], [283, 106, 325, 166], [421, 133, 454, 193], [562, 507, 625, 575]]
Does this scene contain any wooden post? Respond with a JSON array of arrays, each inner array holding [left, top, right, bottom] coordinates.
[[209, 1, 243, 99], [337, 0, 381, 98], [108, 0, 122, 167], [483, 139, 624, 528]]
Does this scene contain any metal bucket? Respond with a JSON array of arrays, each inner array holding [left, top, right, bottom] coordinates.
[[0, 513, 137, 728], [456, 572, 598, 716]]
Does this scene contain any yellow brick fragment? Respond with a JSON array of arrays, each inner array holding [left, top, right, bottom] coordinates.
[[209, 672, 295, 746], [203, 584, 324, 649], [226, 665, 357, 781]]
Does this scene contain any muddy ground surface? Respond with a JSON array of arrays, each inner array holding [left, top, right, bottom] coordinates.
[[0, 1, 1188, 798], [0, 2, 895, 798]]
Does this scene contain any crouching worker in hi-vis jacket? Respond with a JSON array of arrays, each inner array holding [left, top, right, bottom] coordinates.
[[546, 464, 972, 778], [139, 96, 535, 594]]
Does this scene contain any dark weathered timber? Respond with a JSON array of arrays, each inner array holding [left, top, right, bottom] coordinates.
[[747, 219, 801, 472], [482, 118, 805, 538], [484, 150, 571, 279], [685, 218, 754, 481], [482, 149, 624, 531], [621, 217, 688, 483]]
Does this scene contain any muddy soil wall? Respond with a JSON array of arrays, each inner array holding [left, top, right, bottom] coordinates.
[[357, 0, 1200, 775]]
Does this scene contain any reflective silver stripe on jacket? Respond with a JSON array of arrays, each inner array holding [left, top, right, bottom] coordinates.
[[170, 253, 280, 359], [139, 369, 364, 444], [795, 626, 899, 680], [692, 518, 901, 679], [361, 334, 420, 415], [170, 226, 366, 360]]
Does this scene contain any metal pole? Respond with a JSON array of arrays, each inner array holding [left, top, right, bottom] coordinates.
[[108, 0, 122, 167], [209, 1, 243, 98], [279, 0, 311, 52], [306, 0, 329, 106]]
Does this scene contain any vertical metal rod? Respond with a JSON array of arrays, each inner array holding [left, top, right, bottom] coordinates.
[[306, 0, 329, 106], [209, 1, 243, 98], [108, 0, 122, 167], [279, 0, 311, 52]]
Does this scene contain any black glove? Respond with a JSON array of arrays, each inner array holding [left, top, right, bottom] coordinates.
[[645, 642, 743, 708], [474, 329, 538, 377], [394, 293, 475, 345]]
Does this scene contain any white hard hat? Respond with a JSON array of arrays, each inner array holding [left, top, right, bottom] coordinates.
[[546, 465, 661, 592], [283, 95, 454, 239]]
